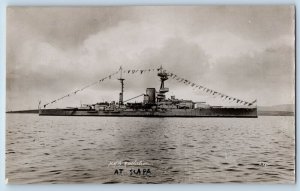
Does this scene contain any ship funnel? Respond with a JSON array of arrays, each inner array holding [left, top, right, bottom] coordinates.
[[146, 88, 156, 104]]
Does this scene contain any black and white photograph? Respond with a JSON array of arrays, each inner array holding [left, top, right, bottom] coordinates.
[[6, 6, 295, 183]]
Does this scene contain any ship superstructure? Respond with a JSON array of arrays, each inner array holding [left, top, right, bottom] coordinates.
[[39, 66, 257, 117]]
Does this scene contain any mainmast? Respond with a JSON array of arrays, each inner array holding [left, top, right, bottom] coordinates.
[[118, 66, 125, 105]]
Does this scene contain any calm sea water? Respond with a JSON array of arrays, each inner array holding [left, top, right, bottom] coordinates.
[[6, 114, 295, 183]]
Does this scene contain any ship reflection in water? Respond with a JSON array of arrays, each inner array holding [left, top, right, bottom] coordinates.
[[6, 114, 294, 183]]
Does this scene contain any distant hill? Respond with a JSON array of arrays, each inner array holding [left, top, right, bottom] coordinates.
[[259, 104, 295, 112], [258, 104, 295, 116], [6, 104, 295, 116], [6, 109, 39, 114]]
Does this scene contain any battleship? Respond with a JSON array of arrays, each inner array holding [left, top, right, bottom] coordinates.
[[39, 66, 257, 117]]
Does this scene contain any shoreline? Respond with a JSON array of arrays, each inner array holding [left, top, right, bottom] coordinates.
[[5, 110, 294, 116]]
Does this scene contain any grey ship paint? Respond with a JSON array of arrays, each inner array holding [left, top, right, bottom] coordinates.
[[39, 66, 257, 117]]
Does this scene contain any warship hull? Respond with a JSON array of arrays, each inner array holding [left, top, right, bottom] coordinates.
[[39, 108, 257, 118], [38, 67, 258, 118]]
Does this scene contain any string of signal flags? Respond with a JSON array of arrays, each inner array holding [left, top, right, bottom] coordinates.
[[43, 70, 119, 108], [42, 68, 158, 108], [43, 66, 256, 108], [163, 69, 256, 107]]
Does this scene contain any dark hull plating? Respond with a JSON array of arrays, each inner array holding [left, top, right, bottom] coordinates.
[[39, 108, 258, 118]]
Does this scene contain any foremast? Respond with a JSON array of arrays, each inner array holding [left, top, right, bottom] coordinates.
[[157, 66, 169, 102]]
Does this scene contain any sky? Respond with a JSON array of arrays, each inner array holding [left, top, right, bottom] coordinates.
[[6, 6, 295, 110]]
